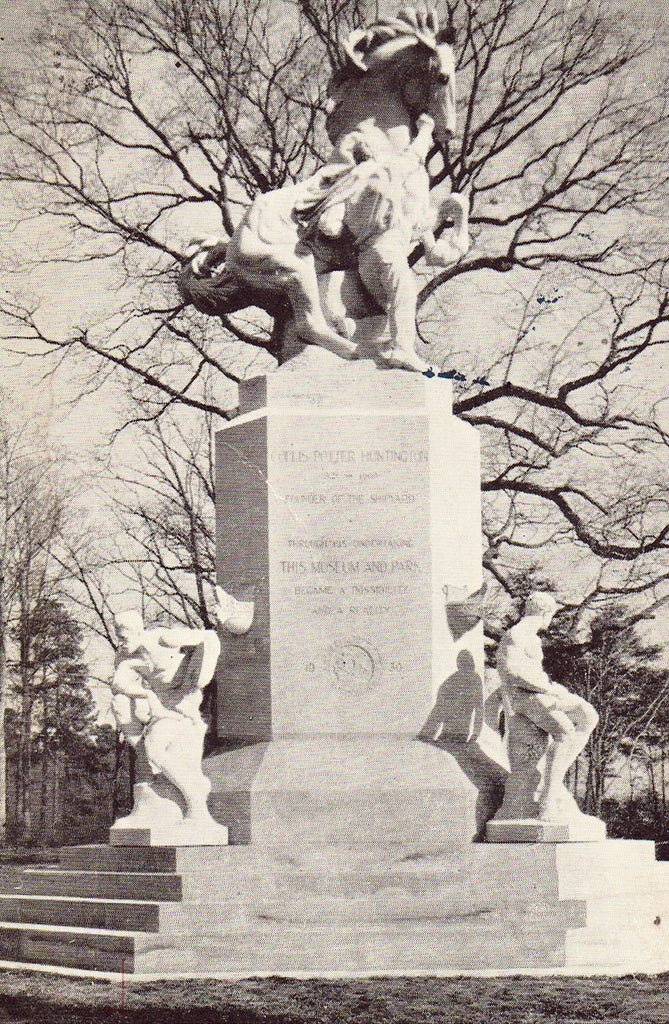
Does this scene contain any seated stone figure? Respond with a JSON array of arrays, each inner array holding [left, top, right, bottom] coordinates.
[[494, 592, 599, 823], [109, 587, 248, 833]]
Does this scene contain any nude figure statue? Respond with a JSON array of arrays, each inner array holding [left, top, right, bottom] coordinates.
[[109, 586, 252, 833], [495, 591, 599, 821]]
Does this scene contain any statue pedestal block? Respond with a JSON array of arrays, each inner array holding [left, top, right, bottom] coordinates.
[[486, 818, 606, 843], [210, 364, 504, 844], [109, 822, 229, 847], [108, 781, 229, 847]]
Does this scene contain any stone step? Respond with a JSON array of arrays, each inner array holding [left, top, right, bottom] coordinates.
[[134, 910, 578, 975], [49, 841, 668, 914], [174, 843, 665, 911], [0, 922, 149, 973], [58, 845, 178, 873], [3, 886, 665, 948], [0, 907, 663, 977], [155, 892, 586, 935], [0, 894, 160, 932], [136, 902, 669, 976], [0, 868, 181, 902], [566, 921, 669, 972], [57, 839, 661, 881]]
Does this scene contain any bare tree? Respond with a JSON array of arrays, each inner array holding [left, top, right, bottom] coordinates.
[[57, 404, 219, 677], [0, 410, 75, 837], [104, 406, 218, 628], [1, 0, 668, 611], [543, 605, 669, 816]]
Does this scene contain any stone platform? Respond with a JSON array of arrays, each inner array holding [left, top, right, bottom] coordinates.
[[0, 840, 668, 976], [109, 821, 229, 847]]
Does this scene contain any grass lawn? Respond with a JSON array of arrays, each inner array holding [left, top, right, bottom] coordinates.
[[0, 972, 669, 1024]]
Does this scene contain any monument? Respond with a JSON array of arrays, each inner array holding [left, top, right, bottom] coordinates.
[[179, 7, 504, 844], [207, 361, 505, 845], [2, 6, 669, 980]]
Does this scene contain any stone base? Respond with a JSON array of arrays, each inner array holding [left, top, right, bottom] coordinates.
[[109, 821, 229, 847], [204, 733, 507, 845], [0, 839, 668, 976], [486, 816, 606, 843]]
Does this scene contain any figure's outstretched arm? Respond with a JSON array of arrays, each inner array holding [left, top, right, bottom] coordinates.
[[156, 626, 210, 649]]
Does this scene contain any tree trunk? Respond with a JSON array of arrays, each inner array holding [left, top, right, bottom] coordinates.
[[39, 743, 47, 838], [51, 758, 59, 843], [38, 671, 48, 841], [17, 673, 33, 842], [0, 631, 6, 841], [662, 746, 666, 830]]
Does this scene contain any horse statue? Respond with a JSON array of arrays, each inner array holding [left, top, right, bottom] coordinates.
[[178, 7, 469, 372]]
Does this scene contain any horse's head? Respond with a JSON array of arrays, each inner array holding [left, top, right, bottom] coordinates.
[[328, 7, 457, 146]]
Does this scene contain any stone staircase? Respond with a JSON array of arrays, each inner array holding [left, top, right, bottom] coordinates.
[[0, 840, 668, 976]]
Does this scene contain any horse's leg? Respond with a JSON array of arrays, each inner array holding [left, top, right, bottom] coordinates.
[[226, 222, 357, 358], [317, 270, 360, 341], [357, 240, 429, 372]]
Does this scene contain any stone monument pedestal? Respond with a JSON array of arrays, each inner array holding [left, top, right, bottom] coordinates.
[[0, 363, 661, 978], [207, 363, 506, 844]]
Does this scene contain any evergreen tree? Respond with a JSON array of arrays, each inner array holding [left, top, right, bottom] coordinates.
[[543, 607, 669, 818], [6, 599, 101, 843]]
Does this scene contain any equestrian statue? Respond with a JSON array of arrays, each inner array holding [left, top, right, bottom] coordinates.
[[178, 7, 469, 372]]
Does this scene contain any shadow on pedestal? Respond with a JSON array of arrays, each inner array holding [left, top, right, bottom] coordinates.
[[204, 647, 507, 846]]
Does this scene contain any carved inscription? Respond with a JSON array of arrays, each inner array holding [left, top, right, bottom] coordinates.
[[269, 444, 428, 639], [265, 415, 434, 729]]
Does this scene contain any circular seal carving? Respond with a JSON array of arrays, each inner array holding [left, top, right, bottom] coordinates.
[[328, 639, 380, 693]]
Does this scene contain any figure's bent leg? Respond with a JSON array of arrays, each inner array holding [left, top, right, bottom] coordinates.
[[144, 718, 212, 821], [228, 227, 357, 357], [535, 702, 597, 820], [287, 246, 358, 357], [357, 246, 428, 372]]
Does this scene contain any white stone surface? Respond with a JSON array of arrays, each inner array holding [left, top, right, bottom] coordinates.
[[109, 822, 229, 847], [108, 601, 232, 840], [491, 592, 603, 835], [486, 817, 606, 842]]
